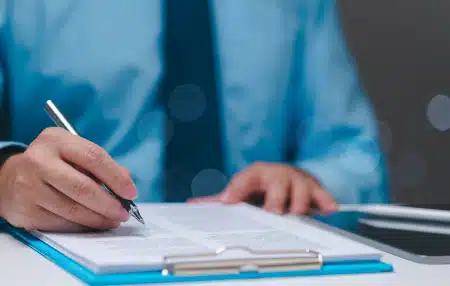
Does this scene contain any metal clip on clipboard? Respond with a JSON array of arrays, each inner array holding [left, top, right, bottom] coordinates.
[[162, 246, 323, 276]]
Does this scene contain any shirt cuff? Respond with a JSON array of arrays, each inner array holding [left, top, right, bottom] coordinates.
[[297, 158, 353, 202], [0, 142, 28, 166], [0, 141, 28, 150], [296, 155, 387, 204]]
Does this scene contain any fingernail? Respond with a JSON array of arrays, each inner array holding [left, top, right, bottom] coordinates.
[[290, 207, 306, 215], [119, 208, 130, 222], [266, 207, 283, 215], [328, 202, 339, 212], [274, 209, 283, 215]]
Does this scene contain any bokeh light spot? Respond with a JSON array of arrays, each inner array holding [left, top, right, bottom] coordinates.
[[191, 169, 228, 198], [427, 94, 450, 131], [168, 84, 206, 122]]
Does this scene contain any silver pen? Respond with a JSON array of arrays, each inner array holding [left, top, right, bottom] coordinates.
[[44, 100, 145, 224]]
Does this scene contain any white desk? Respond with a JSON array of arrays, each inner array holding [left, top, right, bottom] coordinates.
[[1, 226, 449, 286]]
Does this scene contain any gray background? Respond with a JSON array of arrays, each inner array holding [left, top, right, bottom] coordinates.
[[339, 0, 450, 203]]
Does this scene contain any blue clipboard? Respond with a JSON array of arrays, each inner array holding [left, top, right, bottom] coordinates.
[[3, 223, 393, 285]]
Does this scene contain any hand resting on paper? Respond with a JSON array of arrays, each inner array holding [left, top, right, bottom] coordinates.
[[0, 127, 136, 232], [188, 162, 338, 215]]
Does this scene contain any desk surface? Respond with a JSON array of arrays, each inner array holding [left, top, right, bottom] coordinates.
[[1, 222, 449, 286]]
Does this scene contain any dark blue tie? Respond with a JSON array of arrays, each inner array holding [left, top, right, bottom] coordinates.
[[161, 0, 225, 202]]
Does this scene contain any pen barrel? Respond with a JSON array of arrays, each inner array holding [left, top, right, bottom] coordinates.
[[102, 185, 132, 212]]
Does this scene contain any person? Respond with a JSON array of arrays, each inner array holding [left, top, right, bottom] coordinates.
[[0, 0, 388, 232]]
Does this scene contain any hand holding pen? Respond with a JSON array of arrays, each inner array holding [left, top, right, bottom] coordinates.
[[0, 100, 143, 232], [44, 100, 144, 224]]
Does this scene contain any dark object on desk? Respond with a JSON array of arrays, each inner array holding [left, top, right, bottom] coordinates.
[[399, 203, 450, 212], [313, 207, 450, 264]]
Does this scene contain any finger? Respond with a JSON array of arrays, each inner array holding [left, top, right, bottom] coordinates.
[[187, 195, 222, 203], [289, 177, 311, 215], [23, 207, 93, 233], [311, 185, 338, 212], [41, 160, 129, 222], [220, 170, 262, 204], [262, 179, 289, 215], [56, 133, 137, 199], [36, 183, 122, 230]]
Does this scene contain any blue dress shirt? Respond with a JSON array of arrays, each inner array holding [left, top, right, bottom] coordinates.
[[0, 0, 389, 204]]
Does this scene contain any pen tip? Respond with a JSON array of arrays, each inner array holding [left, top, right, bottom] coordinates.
[[131, 209, 145, 224]]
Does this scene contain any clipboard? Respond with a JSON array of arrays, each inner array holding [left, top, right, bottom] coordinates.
[[3, 223, 393, 285]]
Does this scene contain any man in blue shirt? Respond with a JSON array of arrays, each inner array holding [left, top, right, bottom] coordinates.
[[0, 0, 388, 232]]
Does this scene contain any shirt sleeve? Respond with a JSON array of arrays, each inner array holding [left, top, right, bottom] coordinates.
[[293, 0, 389, 204], [0, 142, 28, 163], [0, 0, 28, 167]]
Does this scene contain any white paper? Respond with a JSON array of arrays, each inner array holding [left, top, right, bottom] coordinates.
[[32, 203, 381, 273]]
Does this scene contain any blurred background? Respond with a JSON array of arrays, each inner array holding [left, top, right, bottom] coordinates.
[[339, 0, 450, 203]]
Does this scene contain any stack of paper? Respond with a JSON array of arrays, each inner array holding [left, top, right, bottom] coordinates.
[[30, 203, 383, 274]]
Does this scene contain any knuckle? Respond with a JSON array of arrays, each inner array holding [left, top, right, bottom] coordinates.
[[251, 161, 267, 170], [67, 202, 80, 218], [22, 150, 43, 169], [280, 166, 292, 176], [229, 173, 243, 187], [85, 145, 106, 166], [266, 199, 284, 209], [308, 177, 321, 188], [39, 128, 53, 139], [71, 178, 91, 199], [12, 174, 31, 191], [304, 178, 318, 191], [270, 190, 285, 200], [39, 127, 62, 141], [29, 128, 64, 155]]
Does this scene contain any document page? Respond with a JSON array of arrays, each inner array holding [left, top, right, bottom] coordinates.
[[32, 203, 381, 273]]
